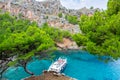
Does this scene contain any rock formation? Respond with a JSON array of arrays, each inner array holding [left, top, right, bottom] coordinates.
[[0, 0, 97, 33]]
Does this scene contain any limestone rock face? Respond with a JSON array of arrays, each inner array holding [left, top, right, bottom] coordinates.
[[56, 38, 79, 50], [48, 20, 81, 34], [0, 0, 96, 33]]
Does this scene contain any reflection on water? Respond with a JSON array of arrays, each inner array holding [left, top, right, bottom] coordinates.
[[60, 0, 108, 9]]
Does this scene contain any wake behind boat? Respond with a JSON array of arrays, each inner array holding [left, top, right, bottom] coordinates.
[[48, 57, 67, 73]]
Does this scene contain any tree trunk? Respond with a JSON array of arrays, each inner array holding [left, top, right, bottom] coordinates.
[[0, 59, 10, 78], [23, 62, 34, 75], [0, 66, 8, 78]]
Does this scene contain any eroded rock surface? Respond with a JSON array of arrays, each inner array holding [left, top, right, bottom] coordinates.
[[0, 0, 97, 33], [56, 38, 79, 50]]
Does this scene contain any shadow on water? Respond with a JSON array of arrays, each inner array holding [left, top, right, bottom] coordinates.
[[87, 77, 113, 80], [2, 50, 120, 80], [88, 77, 96, 80], [64, 50, 113, 64]]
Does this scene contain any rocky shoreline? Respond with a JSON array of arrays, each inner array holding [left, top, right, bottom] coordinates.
[[24, 71, 77, 80], [56, 38, 79, 50]]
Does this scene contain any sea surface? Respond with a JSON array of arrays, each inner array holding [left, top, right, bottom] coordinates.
[[3, 50, 120, 80]]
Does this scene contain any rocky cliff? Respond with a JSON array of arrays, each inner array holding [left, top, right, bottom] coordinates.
[[0, 0, 97, 33]]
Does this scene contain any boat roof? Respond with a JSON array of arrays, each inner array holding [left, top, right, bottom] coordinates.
[[49, 58, 67, 69]]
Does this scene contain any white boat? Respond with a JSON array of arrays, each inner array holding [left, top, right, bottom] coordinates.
[[48, 57, 67, 73]]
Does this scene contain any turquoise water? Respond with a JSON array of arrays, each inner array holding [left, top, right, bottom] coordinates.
[[3, 50, 120, 80]]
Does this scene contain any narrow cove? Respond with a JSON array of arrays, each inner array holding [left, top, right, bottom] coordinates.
[[3, 50, 120, 80]]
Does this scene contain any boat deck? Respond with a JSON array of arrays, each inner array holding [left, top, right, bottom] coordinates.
[[48, 57, 67, 73]]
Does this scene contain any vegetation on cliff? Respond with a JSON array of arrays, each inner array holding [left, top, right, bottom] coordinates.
[[72, 0, 120, 59], [65, 15, 78, 25], [107, 0, 120, 16], [0, 12, 71, 76], [41, 23, 71, 42]]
